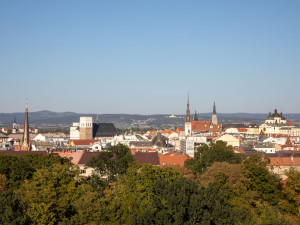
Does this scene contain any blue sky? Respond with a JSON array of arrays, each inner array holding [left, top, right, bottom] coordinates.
[[1, 1, 299, 114]]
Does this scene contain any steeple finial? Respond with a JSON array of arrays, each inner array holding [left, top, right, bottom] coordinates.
[[96, 114, 99, 124]]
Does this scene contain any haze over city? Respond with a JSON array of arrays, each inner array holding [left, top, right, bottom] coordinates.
[[1, 1, 300, 114]]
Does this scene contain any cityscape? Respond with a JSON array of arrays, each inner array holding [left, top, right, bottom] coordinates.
[[1, 1, 300, 224]]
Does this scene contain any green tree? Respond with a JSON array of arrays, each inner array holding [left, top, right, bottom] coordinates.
[[0, 153, 71, 190], [184, 140, 242, 174], [108, 164, 196, 224], [242, 154, 282, 205], [18, 163, 92, 225], [0, 193, 29, 225], [86, 144, 134, 182], [282, 168, 300, 215], [199, 162, 246, 187], [102, 163, 254, 225], [0, 154, 33, 189]]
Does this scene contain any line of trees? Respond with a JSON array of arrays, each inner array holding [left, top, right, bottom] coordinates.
[[0, 142, 299, 224]]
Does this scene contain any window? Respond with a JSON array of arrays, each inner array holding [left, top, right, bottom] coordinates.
[[80, 170, 86, 174]]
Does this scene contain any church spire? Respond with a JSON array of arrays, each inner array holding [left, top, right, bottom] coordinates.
[[211, 101, 218, 125], [185, 92, 191, 122], [213, 101, 216, 114], [96, 114, 99, 124], [193, 110, 198, 121], [21, 102, 31, 151]]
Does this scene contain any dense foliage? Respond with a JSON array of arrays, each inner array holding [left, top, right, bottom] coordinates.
[[0, 142, 299, 224], [184, 141, 242, 174]]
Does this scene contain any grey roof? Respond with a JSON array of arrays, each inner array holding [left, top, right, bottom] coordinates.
[[93, 123, 117, 138], [130, 141, 154, 147], [222, 124, 247, 129], [152, 133, 168, 147], [264, 123, 291, 127]]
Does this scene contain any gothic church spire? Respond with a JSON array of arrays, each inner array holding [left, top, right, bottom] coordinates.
[[21, 102, 31, 151], [185, 92, 191, 122]]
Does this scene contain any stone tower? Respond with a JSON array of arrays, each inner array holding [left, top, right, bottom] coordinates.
[[211, 102, 218, 125], [193, 110, 198, 121], [185, 93, 192, 136], [80, 117, 93, 139], [21, 103, 31, 151]]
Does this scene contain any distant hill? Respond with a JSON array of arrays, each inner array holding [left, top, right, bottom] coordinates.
[[1, 111, 300, 129]]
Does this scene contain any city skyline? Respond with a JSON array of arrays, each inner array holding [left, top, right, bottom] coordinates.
[[1, 1, 300, 114]]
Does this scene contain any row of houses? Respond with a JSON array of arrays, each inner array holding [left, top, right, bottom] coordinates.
[[0, 149, 299, 180]]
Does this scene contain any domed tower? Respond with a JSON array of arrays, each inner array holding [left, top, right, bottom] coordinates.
[[152, 132, 168, 148]]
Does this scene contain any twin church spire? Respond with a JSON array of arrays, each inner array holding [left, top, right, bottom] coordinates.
[[184, 94, 218, 125]]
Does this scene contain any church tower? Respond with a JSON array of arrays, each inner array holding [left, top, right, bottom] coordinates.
[[211, 102, 218, 125], [185, 93, 192, 136], [21, 103, 31, 151], [193, 110, 198, 121]]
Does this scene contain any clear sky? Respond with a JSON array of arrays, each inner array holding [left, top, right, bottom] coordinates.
[[1, 1, 299, 114]]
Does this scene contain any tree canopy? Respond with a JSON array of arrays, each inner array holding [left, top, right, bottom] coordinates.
[[0, 143, 299, 224], [184, 140, 242, 174]]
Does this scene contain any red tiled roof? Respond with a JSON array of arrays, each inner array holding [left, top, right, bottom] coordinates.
[[3, 127, 13, 131], [159, 154, 190, 167], [161, 130, 174, 134], [268, 157, 300, 166], [237, 128, 247, 133], [56, 151, 84, 164], [206, 136, 217, 140], [192, 121, 211, 132], [211, 124, 222, 132], [233, 148, 245, 153], [69, 139, 98, 146], [176, 127, 184, 132], [287, 121, 294, 126], [149, 131, 157, 134]]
